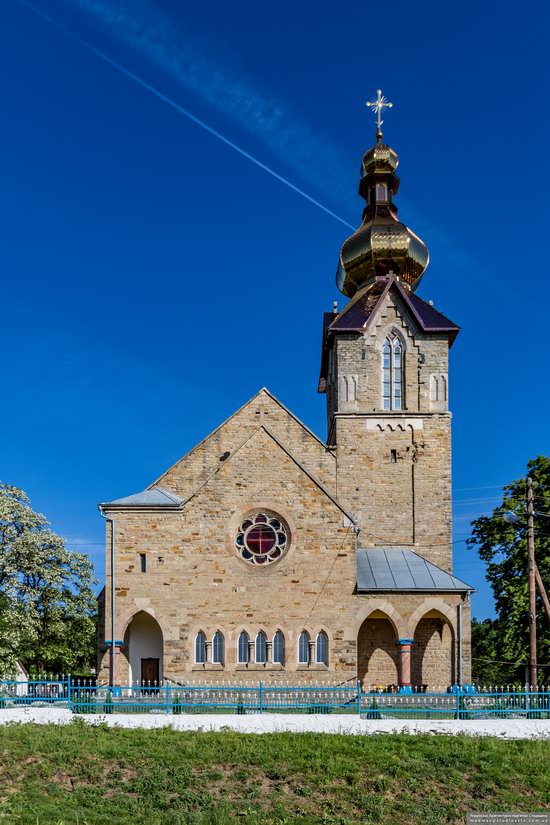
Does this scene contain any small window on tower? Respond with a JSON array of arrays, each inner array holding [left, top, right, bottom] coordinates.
[[391, 450, 397, 464], [139, 553, 147, 573]]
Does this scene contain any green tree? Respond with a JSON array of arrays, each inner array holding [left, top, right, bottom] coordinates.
[[467, 456, 550, 685], [470, 618, 513, 685], [0, 483, 97, 677]]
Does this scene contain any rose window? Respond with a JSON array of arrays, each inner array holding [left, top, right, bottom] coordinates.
[[235, 513, 288, 565]]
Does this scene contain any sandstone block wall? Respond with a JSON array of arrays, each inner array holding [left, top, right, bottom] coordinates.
[[96, 285, 470, 691]]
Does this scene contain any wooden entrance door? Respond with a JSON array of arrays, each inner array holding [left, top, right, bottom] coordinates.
[[141, 658, 160, 685]]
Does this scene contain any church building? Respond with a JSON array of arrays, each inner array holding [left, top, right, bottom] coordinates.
[[98, 97, 473, 690]]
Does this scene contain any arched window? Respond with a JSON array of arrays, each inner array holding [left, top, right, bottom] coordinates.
[[273, 630, 285, 665], [195, 631, 206, 664], [255, 631, 267, 664], [298, 631, 310, 665], [212, 630, 224, 665], [376, 183, 388, 202], [382, 335, 403, 410], [316, 631, 329, 665], [238, 631, 249, 664]]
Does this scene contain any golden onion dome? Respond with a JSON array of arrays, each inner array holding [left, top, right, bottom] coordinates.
[[361, 141, 399, 176], [336, 128, 429, 299]]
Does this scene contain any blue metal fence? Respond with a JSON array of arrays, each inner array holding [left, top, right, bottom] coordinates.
[[1, 679, 549, 719]]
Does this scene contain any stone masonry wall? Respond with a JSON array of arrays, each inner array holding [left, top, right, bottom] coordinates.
[[326, 289, 453, 570], [97, 415, 470, 687], [411, 616, 454, 688], [156, 389, 336, 502]]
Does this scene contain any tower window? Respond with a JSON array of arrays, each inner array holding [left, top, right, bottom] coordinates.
[[376, 183, 388, 202], [139, 553, 146, 573], [382, 335, 403, 410], [391, 449, 397, 463]]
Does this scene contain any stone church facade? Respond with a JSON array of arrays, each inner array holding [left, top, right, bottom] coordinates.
[[98, 121, 473, 690]]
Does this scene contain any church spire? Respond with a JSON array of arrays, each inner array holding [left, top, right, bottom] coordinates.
[[336, 91, 429, 299]]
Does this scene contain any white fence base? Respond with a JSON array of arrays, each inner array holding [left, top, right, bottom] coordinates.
[[1, 707, 550, 739]]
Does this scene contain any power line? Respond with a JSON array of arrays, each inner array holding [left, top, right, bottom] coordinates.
[[472, 656, 550, 668], [16, 0, 356, 231], [453, 485, 504, 492]]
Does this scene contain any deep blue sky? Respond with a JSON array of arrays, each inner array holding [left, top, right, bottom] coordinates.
[[2, 0, 549, 619]]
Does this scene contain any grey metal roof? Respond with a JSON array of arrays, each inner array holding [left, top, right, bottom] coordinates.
[[101, 486, 182, 508], [356, 547, 475, 592]]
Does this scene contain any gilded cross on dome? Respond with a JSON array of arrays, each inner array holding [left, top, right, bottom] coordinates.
[[366, 89, 393, 140]]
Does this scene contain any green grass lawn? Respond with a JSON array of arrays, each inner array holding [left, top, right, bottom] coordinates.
[[0, 721, 548, 825]]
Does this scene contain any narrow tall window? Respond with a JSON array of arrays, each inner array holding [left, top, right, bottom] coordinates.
[[298, 631, 310, 665], [238, 631, 249, 664], [195, 631, 206, 664], [316, 631, 329, 665], [212, 631, 224, 665], [255, 631, 267, 664], [139, 553, 147, 573], [382, 335, 403, 410], [273, 630, 285, 665], [376, 183, 388, 202]]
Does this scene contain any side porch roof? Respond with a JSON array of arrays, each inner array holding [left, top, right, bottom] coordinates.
[[356, 547, 475, 593]]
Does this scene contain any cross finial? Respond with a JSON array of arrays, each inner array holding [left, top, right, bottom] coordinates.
[[366, 89, 393, 141]]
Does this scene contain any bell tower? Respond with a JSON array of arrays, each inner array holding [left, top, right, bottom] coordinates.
[[319, 92, 459, 571]]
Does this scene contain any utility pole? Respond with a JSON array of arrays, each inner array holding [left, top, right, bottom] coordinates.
[[527, 476, 537, 688]]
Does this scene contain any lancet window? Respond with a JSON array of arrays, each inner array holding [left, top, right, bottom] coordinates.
[[212, 631, 224, 665], [255, 631, 267, 664], [298, 631, 310, 664], [195, 631, 206, 664], [238, 631, 249, 664], [273, 630, 285, 665], [316, 631, 329, 665], [382, 334, 403, 410]]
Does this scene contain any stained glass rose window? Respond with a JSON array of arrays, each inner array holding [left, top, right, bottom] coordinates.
[[235, 513, 288, 565]]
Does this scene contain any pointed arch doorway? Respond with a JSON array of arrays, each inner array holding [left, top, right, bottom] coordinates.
[[125, 611, 164, 685]]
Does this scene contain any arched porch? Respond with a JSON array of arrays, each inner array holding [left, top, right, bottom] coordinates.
[[411, 609, 455, 690], [124, 611, 164, 685], [357, 610, 401, 689]]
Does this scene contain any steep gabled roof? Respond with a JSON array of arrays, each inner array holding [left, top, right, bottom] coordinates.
[[328, 279, 389, 332], [356, 547, 474, 592], [332, 278, 459, 339], [152, 386, 331, 489]]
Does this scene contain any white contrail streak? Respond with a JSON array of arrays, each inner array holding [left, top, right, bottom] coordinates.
[[15, 0, 356, 231]]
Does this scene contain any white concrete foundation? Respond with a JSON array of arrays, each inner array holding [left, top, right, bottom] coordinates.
[[0, 707, 549, 739]]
